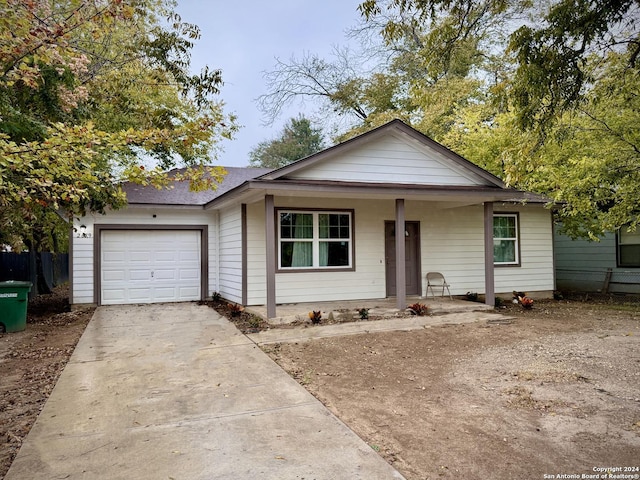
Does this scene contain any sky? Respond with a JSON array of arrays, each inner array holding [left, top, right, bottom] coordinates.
[[174, 1, 366, 168]]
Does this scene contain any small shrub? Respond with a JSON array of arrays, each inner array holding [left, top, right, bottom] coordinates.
[[407, 302, 429, 316], [465, 291, 479, 302], [357, 308, 369, 320], [211, 291, 222, 302], [247, 315, 262, 328], [308, 310, 322, 324], [495, 297, 504, 307], [228, 303, 244, 317]]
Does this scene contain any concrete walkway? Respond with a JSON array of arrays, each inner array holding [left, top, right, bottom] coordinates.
[[5, 304, 404, 480]]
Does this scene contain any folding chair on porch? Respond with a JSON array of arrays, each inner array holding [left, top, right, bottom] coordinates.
[[426, 272, 452, 299]]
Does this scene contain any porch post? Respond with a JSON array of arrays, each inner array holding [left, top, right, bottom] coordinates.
[[265, 194, 276, 318], [484, 202, 495, 307], [395, 199, 406, 310]]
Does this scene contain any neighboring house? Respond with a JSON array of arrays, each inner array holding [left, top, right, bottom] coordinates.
[[70, 120, 555, 317], [554, 228, 640, 294]]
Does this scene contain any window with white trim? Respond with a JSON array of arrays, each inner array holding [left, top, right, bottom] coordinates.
[[493, 214, 519, 265], [278, 210, 352, 270], [618, 226, 640, 267]]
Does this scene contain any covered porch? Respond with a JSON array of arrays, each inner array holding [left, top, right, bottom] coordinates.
[[259, 193, 501, 319]]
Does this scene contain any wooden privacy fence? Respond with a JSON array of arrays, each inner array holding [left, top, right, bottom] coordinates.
[[0, 252, 69, 297]]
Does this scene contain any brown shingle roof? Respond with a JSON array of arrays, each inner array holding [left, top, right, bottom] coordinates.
[[122, 167, 273, 206]]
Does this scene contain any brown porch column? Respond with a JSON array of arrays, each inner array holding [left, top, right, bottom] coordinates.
[[395, 199, 406, 310], [484, 202, 495, 307], [265, 194, 276, 318]]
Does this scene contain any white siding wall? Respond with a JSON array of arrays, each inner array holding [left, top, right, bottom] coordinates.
[[246, 198, 389, 305], [410, 203, 554, 296], [72, 234, 94, 305], [506, 206, 555, 294], [288, 134, 485, 186], [218, 205, 242, 303], [71, 208, 217, 305], [245, 202, 266, 304], [415, 204, 485, 294], [244, 197, 554, 305]]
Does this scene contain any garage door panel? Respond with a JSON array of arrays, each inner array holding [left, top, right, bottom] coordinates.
[[125, 246, 152, 263], [103, 251, 127, 263], [154, 269, 177, 281], [129, 269, 152, 281], [178, 286, 200, 298], [101, 230, 202, 305], [102, 289, 126, 303], [179, 251, 200, 262], [103, 270, 126, 282], [128, 288, 153, 302], [154, 257, 178, 265], [179, 269, 200, 280], [151, 287, 177, 302]]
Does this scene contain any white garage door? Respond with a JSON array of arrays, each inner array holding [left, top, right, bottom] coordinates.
[[101, 230, 201, 305]]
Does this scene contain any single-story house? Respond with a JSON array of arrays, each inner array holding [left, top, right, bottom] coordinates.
[[70, 120, 556, 316], [554, 229, 640, 294]]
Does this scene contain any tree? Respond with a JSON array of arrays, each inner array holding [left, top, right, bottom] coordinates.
[[249, 116, 325, 169], [357, 0, 640, 237], [256, 0, 639, 238], [0, 0, 237, 254], [359, 0, 640, 132], [0, 0, 236, 293], [258, 0, 511, 141], [441, 50, 640, 238]]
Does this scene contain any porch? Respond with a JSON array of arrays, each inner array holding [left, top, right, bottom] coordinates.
[[247, 295, 494, 325], [244, 296, 508, 345]]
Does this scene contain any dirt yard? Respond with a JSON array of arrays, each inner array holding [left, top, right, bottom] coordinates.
[[266, 298, 640, 480], [0, 286, 94, 478], [1, 292, 639, 480]]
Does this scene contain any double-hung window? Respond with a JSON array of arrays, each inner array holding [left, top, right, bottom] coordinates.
[[278, 210, 353, 270], [493, 213, 519, 266], [618, 226, 640, 267]]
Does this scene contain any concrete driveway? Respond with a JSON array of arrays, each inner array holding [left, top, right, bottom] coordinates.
[[5, 304, 404, 479]]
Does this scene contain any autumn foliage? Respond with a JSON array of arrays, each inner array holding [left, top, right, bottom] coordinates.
[[0, 0, 237, 251]]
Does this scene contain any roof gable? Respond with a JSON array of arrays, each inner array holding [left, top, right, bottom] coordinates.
[[259, 120, 505, 188]]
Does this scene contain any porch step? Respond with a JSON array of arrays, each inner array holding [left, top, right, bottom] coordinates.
[[260, 299, 494, 326], [247, 310, 515, 346]]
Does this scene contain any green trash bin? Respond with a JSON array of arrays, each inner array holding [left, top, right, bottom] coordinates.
[[0, 281, 33, 333]]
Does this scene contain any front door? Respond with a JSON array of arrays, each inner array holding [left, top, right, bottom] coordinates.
[[385, 221, 421, 296]]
